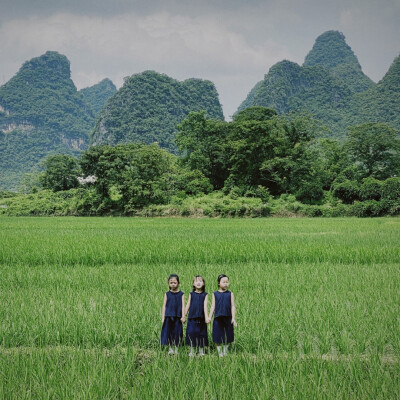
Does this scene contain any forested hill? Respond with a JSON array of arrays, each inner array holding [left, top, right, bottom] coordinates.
[[79, 78, 116, 116], [351, 55, 400, 128], [237, 30, 400, 138], [90, 70, 224, 153], [0, 51, 95, 190], [303, 30, 374, 93]]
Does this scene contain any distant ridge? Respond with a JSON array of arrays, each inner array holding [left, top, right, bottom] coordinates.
[[79, 78, 117, 116], [237, 30, 400, 138]]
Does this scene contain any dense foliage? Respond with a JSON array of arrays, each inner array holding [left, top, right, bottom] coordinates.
[[177, 109, 324, 200], [39, 154, 81, 192], [90, 71, 224, 153], [2, 107, 399, 217], [79, 78, 117, 116], [79, 143, 212, 213]]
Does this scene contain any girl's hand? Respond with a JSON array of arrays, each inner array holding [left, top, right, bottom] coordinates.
[[181, 316, 186, 323], [231, 319, 237, 327], [205, 318, 210, 324]]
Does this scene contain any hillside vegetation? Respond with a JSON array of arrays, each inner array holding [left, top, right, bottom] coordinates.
[[91, 70, 224, 153]]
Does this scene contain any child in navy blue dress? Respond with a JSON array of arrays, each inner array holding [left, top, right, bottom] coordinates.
[[184, 275, 209, 357], [161, 274, 185, 354], [208, 274, 237, 357]]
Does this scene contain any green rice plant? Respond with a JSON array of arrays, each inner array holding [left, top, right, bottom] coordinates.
[[0, 217, 399, 398]]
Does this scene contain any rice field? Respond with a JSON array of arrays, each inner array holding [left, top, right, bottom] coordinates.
[[0, 216, 399, 399]]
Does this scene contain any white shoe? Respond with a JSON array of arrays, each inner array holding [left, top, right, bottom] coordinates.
[[189, 352, 195, 357]]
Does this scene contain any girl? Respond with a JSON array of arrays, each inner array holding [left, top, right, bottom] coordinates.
[[208, 274, 237, 357], [161, 274, 185, 354], [184, 275, 209, 357]]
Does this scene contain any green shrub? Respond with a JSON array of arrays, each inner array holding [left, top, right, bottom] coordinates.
[[350, 200, 388, 218], [332, 179, 360, 204], [0, 191, 18, 199], [381, 177, 400, 201], [359, 177, 383, 201], [295, 180, 324, 204], [303, 206, 324, 217]]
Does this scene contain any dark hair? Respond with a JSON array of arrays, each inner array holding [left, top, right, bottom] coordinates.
[[192, 275, 206, 292], [217, 274, 228, 286], [168, 274, 180, 284]]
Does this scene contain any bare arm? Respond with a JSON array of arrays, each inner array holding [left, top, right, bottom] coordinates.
[[181, 294, 186, 323], [231, 292, 237, 326], [161, 293, 167, 324], [203, 294, 209, 322], [184, 293, 191, 317], [207, 293, 215, 323]]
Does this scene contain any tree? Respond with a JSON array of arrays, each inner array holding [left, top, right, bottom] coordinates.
[[119, 143, 177, 208], [80, 142, 212, 211], [316, 138, 350, 190], [40, 154, 81, 191], [230, 113, 323, 196], [346, 123, 400, 180], [232, 106, 277, 123], [177, 109, 325, 198], [176, 111, 230, 189]]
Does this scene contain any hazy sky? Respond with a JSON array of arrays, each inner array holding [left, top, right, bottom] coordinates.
[[1, 0, 399, 119]]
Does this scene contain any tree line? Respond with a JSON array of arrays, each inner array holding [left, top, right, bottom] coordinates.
[[7, 106, 400, 217]]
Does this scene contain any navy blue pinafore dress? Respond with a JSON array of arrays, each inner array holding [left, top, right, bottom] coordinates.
[[212, 290, 234, 344], [161, 291, 184, 346], [185, 291, 208, 348]]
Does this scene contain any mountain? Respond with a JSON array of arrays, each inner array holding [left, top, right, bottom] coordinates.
[[303, 30, 374, 93], [241, 59, 351, 114], [237, 30, 400, 139], [237, 58, 353, 136], [91, 70, 224, 153], [350, 55, 400, 128], [79, 78, 116, 116], [0, 51, 95, 190]]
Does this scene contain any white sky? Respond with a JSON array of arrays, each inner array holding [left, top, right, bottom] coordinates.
[[0, 0, 399, 119]]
